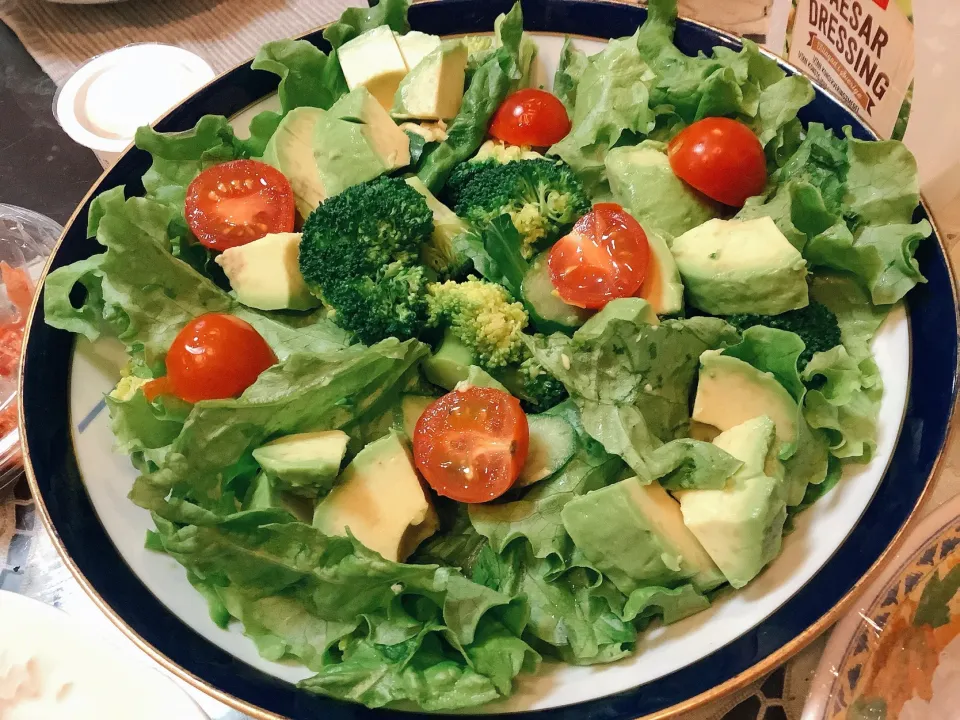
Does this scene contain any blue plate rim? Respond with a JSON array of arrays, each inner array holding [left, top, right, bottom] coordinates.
[[19, 1, 960, 718]]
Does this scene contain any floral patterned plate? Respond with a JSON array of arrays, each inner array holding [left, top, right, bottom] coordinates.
[[804, 493, 960, 720]]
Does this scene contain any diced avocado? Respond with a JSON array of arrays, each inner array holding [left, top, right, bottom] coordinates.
[[262, 107, 327, 218], [313, 88, 411, 197], [405, 176, 470, 273], [393, 40, 468, 121], [637, 228, 684, 316], [522, 251, 592, 331], [457, 367, 509, 393], [672, 217, 809, 315], [215, 232, 320, 311], [313, 431, 438, 562], [337, 26, 409, 110], [242, 473, 313, 522], [693, 352, 798, 451], [606, 142, 720, 238], [692, 352, 828, 505], [516, 414, 577, 488], [423, 330, 475, 390], [395, 31, 441, 71], [401, 395, 435, 439], [676, 417, 787, 589], [562, 477, 725, 594], [253, 430, 349, 497], [574, 296, 658, 342]]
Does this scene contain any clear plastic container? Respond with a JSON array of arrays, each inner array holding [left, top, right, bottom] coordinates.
[[0, 206, 62, 494]]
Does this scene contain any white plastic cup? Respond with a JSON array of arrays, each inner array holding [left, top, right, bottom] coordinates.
[[53, 44, 215, 167]]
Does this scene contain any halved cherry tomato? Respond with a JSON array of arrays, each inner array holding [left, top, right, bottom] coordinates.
[[146, 313, 277, 403], [489, 89, 571, 147], [667, 117, 767, 207], [547, 203, 650, 310], [184, 159, 295, 250], [413, 386, 529, 504]]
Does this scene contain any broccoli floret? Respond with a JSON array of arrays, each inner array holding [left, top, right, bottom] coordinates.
[[427, 276, 528, 368], [449, 158, 591, 259], [472, 139, 543, 164], [512, 354, 568, 412], [328, 263, 431, 345], [299, 177, 434, 344], [726, 301, 842, 369]]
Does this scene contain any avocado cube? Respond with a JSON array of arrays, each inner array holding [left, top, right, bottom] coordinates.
[[393, 40, 468, 121], [253, 430, 349, 497], [312, 431, 438, 562], [676, 417, 788, 589], [396, 31, 441, 70], [638, 228, 685, 316], [671, 217, 809, 315], [422, 330, 476, 390], [313, 88, 411, 198], [606, 142, 720, 239], [400, 395, 435, 440], [692, 351, 828, 506], [215, 232, 320, 312], [561, 477, 725, 594], [262, 107, 328, 218], [338, 25, 408, 110], [405, 176, 470, 273]]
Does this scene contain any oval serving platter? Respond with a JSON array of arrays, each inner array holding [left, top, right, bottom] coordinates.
[[20, 1, 960, 719]]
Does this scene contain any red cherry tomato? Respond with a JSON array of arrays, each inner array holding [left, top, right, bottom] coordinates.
[[147, 313, 277, 403], [413, 386, 529, 504], [489, 89, 572, 147], [184, 159, 295, 250], [667, 117, 767, 207], [547, 203, 650, 310]]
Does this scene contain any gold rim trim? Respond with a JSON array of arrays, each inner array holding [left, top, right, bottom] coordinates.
[[19, 3, 960, 718]]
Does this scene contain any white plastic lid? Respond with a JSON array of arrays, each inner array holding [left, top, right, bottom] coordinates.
[[53, 44, 215, 153]]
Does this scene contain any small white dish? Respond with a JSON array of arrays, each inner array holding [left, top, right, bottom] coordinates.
[[0, 590, 208, 719]]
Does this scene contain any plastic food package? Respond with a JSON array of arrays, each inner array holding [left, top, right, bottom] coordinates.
[[0, 206, 61, 493]]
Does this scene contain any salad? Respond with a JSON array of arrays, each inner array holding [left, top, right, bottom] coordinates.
[[42, 0, 930, 712]]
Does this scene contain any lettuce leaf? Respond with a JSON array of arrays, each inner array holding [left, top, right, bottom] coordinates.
[[135, 115, 243, 211], [553, 37, 588, 114], [323, 0, 411, 50], [637, 0, 811, 159], [417, 3, 525, 191], [470, 451, 626, 577], [154, 511, 535, 710], [526, 300, 743, 491], [475, 542, 636, 665], [738, 124, 930, 305], [802, 273, 888, 460], [528, 300, 738, 443], [251, 39, 348, 115], [549, 30, 655, 196]]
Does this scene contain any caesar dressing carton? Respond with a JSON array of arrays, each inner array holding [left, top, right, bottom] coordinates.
[[778, 0, 915, 139]]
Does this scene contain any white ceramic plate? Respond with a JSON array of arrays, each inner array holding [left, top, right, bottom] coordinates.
[[61, 34, 912, 713]]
